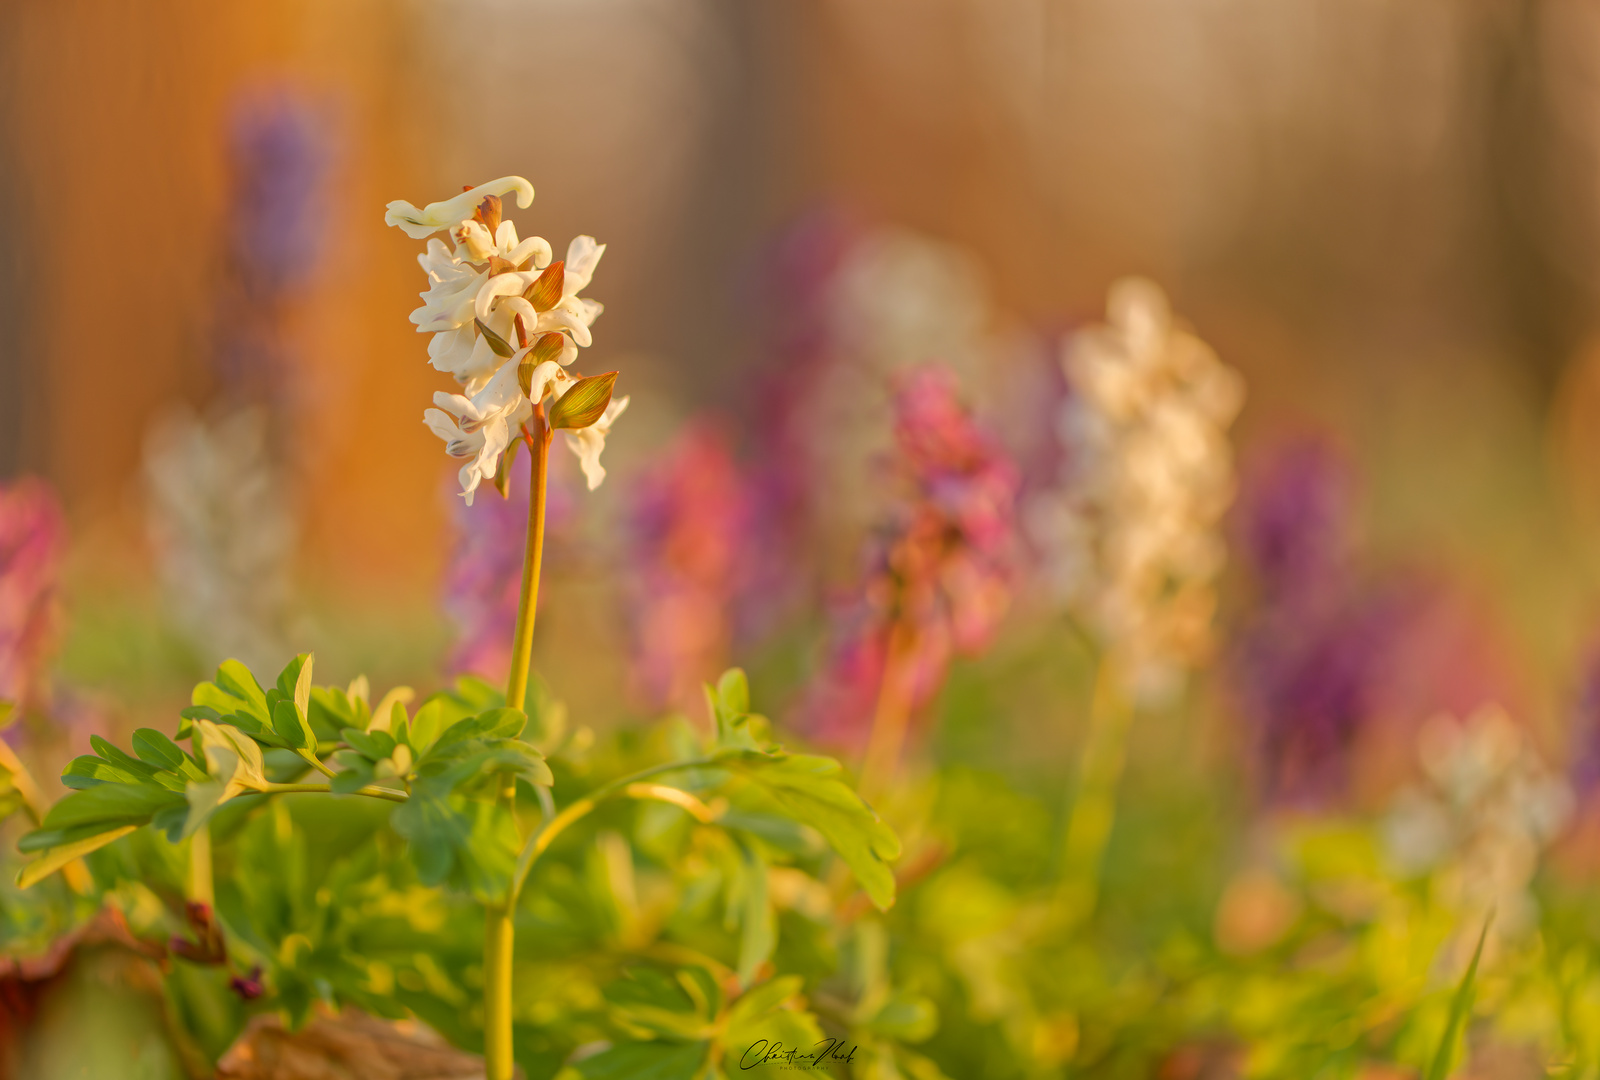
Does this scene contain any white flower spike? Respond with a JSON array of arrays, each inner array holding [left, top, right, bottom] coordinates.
[[388, 178, 624, 500]]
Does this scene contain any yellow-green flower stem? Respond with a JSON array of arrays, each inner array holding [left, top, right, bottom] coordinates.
[[188, 825, 214, 908], [487, 415, 552, 1080], [261, 782, 409, 803], [482, 773, 518, 1080], [505, 415, 552, 715], [857, 620, 919, 805], [1056, 659, 1131, 928]]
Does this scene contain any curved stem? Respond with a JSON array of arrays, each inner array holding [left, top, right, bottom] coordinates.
[[508, 758, 716, 905], [261, 782, 408, 803], [300, 750, 339, 780], [505, 420, 551, 713]]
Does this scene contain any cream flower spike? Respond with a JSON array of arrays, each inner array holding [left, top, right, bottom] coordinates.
[[384, 176, 535, 239]]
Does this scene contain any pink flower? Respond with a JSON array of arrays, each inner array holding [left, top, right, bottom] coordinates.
[[625, 423, 753, 714], [802, 367, 1020, 750], [0, 479, 66, 711]]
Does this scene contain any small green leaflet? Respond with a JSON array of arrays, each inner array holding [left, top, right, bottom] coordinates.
[[547, 371, 618, 430]]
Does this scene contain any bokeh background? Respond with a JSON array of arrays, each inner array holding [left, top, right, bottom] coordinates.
[[6, 0, 1600, 752]]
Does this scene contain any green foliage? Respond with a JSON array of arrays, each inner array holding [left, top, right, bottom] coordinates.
[[702, 669, 901, 911]]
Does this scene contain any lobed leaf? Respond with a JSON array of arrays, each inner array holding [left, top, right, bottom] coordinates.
[[722, 752, 900, 910]]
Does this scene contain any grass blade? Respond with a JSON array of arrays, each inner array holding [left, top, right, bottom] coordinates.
[[1425, 912, 1493, 1080]]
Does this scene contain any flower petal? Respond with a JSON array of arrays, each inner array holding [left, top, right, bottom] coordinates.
[[508, 236, 552, 269], [563, 394, 629, 490], [564, 235, 606, 293], [384, 177, 535, 239], [534, 307, 592, 348]]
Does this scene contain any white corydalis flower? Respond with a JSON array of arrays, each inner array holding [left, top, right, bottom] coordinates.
[[1029, 277, 1244, 702], [384, 176, 534, 239], [1385, 705, 1572, 947], [387, 176, 623, 501], [567, 393, 630, 491]]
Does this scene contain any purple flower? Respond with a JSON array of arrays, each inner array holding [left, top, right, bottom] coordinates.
[[1225, 435, 1485, 804], [1568, 638, 1600, 797], [0, 478, 65, 711], [625, 423, 753, 713], [228, 91, 326, 296], [212, 89, 327, 404], [1235, 437, 1354, 609], [802, 367, 1020, 750]]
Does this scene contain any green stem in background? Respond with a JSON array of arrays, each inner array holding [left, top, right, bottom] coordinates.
[[505, 418, 552, 714], [508, 758, 717, 905], [857, 620, 919, 805], [1056, 658, 1131, 929], [486, 419, 552, 1080], [188, 825, 214, 908], [0, 736, 90, 894], [261, 782, 408, 803]]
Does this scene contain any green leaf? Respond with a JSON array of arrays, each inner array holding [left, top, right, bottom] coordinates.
[[706, 670, 770, 755], [408, 700, 445, 756], [271, 698, 315, 752], [476, 317, 515, 358], [735, 841, 775, 989], [62, 755, 148, 790], [390, 791, 473, 886], [866, 992, 939, 1043], [293, 653, 314, 724], [131, 729, 205, 782], [547, 371, 618, 430], [183, 781, 226, 839], [90, 735, 160, 782], [17, 825, 137, 888], [720, 976, 823, 1069], [723, 753, 900, 910], [329, 752, 376, 795], [341, 728, 396, 763], [1426, 915, 1493, 1080], [309, 685, 370, 738], [716, 669, 750, 718], [215, 660, 271, 725], [575, 1040, 709, 1080], [38, 781, 185, 831]]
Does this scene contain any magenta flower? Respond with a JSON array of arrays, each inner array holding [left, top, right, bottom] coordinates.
[[0, 478, 66, 712], [802, 367, 1020, 751], [625, 423, 753, 713]]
